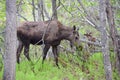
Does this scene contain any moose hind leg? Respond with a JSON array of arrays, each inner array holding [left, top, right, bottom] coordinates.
[[42, 45, 50, 64], [17, 41, 24, 63], [24, 44, 31, 61], [52, 46, 59, 68]]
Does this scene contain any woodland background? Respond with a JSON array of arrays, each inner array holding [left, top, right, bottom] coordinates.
[[0, 0, 120, 80]]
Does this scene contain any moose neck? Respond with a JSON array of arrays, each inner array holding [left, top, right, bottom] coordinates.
[[60, 27, 73, 41]]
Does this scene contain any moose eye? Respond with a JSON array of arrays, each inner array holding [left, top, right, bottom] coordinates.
[[73, 31, 76, 34]]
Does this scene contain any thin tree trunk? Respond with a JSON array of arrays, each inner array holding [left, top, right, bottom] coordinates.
[[37, 0, 50, 20], [99, 0, 112, 80], [38, 0, 42, 21], [52, 0, 58, 19], [3, 0, 17, 80], [38, 0, 44, 21], [106, 0, 120, 75], [43, 2, 50, 20], [52, 0, 59, 57], [17, 0, 23, 25], [32, 0, 36, 21]]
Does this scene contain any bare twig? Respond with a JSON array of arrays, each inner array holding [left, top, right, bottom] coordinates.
[[27, 0, 38, 10], [16, 0, 28, 21], [59, 0, 73, 17], [17, 12, 28, 21], [16, 0, 23, 11], [77, 0, 100, 31], [72, 0, 99, 31]]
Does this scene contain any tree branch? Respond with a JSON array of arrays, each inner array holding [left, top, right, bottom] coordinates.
[[59, 0, 73, 17], [77, 0, 100, 31], [17, 12, 28, 21], [16, 0, 28, 21]]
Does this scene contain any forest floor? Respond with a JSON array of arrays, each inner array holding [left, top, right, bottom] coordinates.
[[0, 52, 120, 80]]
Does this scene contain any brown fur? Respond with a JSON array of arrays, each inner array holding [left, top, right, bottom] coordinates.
[[17, 20, 80, 68]]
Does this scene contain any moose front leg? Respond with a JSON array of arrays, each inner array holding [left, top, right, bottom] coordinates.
[[52, 46, 59, 68], [24, 44, 31, 61]]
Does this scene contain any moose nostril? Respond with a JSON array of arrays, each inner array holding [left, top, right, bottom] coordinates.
[[75, 37, 78, 40]]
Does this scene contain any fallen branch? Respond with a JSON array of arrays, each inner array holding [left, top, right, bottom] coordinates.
[[80, 39, 101, 47], [59, 45, 74, 53]]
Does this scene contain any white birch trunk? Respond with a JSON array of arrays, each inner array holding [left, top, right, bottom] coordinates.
[[98, 0, 112, 80]]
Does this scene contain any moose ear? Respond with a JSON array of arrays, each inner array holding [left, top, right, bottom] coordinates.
[[89, 32, 92, 35], [73, 25, 76, 30]]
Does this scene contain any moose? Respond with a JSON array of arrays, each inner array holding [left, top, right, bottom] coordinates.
[[17, 20, 80, 68]]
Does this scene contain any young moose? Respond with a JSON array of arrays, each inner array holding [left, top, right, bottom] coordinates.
[[17, 20, 80, 68]]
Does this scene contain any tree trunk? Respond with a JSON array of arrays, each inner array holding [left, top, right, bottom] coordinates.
[[38, 0, 44, 21], [52, 0, 58, 20], [32, 0, 36, 21], [43, 1, 50, 20], [106, 0, 120, 75], [3, 0, 17, 80], [98, 0, 112, 80]]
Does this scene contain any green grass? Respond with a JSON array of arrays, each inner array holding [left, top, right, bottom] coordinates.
[[16, 60, 83, 80], [0, 52, 120, 80]]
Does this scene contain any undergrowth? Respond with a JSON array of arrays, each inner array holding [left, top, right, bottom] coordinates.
[[15, 60, 84, 80], [0, 52, 120, 80]]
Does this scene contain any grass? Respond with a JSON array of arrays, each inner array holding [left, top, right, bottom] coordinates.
[[0, 52, 120, 80], [16, 60, 83, 80]]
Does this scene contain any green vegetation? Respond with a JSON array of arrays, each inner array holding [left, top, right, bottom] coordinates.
[[0, 51, 119, 80]]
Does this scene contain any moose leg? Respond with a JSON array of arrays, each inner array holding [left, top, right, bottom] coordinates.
[[24, 44, 31, 61], [52, 46, 59, 68], [17, 41, 24, 63], [42, 45, 50, 64]]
